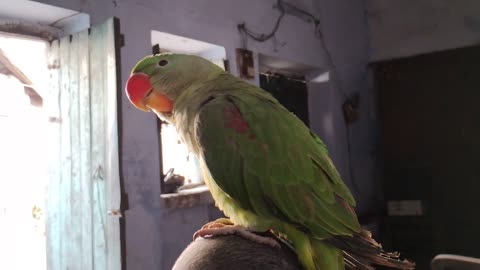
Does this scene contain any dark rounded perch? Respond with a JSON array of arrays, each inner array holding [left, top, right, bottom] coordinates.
[[172, 235, 302, 270]]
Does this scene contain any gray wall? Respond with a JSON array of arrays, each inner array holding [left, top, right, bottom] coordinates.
[[367, 0, 480, 61], [30, 0, 373, 268], [310, 0, 380, 216]]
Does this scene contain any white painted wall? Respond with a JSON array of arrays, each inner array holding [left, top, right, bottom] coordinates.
[[367, 0, 480, 61], [25, 0, 373, 268]]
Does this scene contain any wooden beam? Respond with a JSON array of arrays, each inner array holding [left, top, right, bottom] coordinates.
[[0, 48, 43, 107]]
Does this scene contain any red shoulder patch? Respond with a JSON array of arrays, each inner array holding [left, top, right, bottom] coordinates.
[[224, 106, 250, 134]]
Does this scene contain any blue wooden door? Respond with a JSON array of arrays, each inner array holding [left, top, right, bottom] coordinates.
[[45, 18, 121, 270]]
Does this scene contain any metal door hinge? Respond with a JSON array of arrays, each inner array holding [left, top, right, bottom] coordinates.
[[108, 209, 123, 217], [119, 34, 125, 47]]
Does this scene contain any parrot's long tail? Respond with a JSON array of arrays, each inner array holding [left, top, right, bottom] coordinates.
[[326, 229, 415, 270]]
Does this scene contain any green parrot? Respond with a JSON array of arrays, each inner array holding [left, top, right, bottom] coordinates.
[[125, 53, 414, 270]]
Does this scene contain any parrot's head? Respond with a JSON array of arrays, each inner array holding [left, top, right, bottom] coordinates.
[[125, 53, 224, 119]]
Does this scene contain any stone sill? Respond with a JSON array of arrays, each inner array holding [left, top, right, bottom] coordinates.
[[161, 185, 214, 209]]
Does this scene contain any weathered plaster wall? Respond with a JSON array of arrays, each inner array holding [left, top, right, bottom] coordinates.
[[367, 0, 480, 61], [311, 0, 380, 216], [26, 0, 373, 268]]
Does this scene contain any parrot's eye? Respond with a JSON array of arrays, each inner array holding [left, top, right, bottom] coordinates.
[[158, 59, 169, 67]]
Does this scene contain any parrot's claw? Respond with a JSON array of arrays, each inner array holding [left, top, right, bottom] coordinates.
[[197, 218, 234, 230], [193, 219, 280, 248]]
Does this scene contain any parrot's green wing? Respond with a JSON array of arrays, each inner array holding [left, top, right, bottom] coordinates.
[[196, 88, 361, 238]]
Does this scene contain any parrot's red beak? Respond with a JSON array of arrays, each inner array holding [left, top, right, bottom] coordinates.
[[125, 73, 173, 113]]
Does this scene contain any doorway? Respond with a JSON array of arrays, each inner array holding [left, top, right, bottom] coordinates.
[[0, 14, 122, 270], [0, 33, 49, 270], [373, 45, 480, 269]]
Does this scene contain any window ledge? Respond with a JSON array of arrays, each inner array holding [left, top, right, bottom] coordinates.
[[161, 185, 214, 209]]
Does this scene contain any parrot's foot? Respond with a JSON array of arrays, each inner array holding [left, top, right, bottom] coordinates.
[[193, 218, 280, 248]]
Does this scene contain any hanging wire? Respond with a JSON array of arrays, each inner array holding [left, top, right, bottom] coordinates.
[[277, 0, 321, 34], [236, 0, 347, 97], [306, 0, 359, 196], [237, 5, 285, 43], [313, 17, 349, 99]]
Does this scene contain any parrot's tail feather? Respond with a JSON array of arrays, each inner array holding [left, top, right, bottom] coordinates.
[[326, 229, 416, 270]]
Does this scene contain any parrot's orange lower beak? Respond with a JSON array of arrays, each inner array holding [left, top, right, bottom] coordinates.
[[125, 73, 173, 113]]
